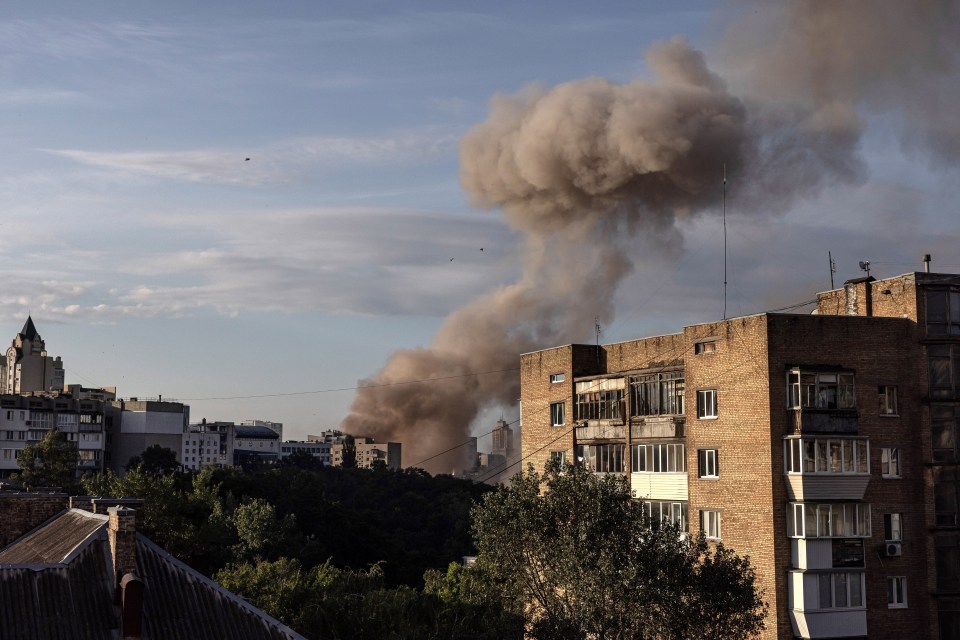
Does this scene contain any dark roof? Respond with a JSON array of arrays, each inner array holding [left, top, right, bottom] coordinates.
[[0, 509, 107, 564], [137, 537, 303, 640], [234, 425, 280, 439], [19, 315, 39, 341], [0, 540, 116, 640], [0, 510, 306, 640]]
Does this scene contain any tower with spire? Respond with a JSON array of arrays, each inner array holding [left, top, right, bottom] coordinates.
[[1, 316, 65, 394]]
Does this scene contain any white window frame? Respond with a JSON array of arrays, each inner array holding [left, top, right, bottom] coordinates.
[[550, 402, 565, 427], [701, 509, 721, 540], [697, 389, 718, 419], [632, 443, 686, 473], [879, 385, 899, 416], [698, 448, 719, 478], [881, 447, 901, 478], [783, 437, 869, 475], [549, 373, 565, 384], [550, 450, 566, 466], [816, 572, 865, 610], [787, 502, 872, 538], [887, 576, 908, 608], [786, 370, 856, 410], [884, 513, 903, 542]]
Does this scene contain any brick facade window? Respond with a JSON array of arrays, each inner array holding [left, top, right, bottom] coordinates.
[[549, 373, 565, 384], [784, 437, 869, 474], [788, 502, 871, 538], [694, 340, 716, 355], [700, 509, 721, 540], [787, 370, 856, 410], [644, 500, 687, 531], [550, 402, 565, 427], [878, 385, 899, 415], [698, 448, 719, 478], [881, 447, 901, 478], [884, 513, 904, 542], [696, 389, 717, 419], [630, 371, 683, 416], [576, 443, 624, 473], [887, 576, 908, 608], [632, 443, 685, 473], [550, 450, 566, 466], [817, 572, 865, 609], [926, 289, 960, 336]]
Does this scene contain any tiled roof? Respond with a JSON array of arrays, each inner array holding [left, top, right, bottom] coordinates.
[[0, 509, 107, 564], [137, 537, 303, 640]]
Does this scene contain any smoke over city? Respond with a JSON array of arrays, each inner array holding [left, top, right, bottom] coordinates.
[[342, 2, 960, 473]]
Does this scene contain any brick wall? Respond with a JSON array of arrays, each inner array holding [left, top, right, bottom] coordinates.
[[0, 492, 69, 547]]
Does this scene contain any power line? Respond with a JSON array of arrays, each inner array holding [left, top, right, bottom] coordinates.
[[178, 366, 521, 401]]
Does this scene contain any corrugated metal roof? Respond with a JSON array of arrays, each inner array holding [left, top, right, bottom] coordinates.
[[0, 510, 107, 565], [0, 508, 305, 640], [137, 537, 305, 640], [0, 542, 116, 640]]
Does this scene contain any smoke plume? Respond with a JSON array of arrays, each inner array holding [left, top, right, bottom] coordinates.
[[342, 4, 960, 473]]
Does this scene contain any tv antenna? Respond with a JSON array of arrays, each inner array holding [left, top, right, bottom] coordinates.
[[722, 164, 728, 320], [828, 251, 836, 289], [858, 260, 871, 277]]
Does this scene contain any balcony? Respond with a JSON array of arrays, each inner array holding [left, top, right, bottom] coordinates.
[[789, 409, 858, 434], [786, 474, 870, 501], [789, 610, 867, 639], [575, 423, 626, 442], [630, 416, 684, 439]]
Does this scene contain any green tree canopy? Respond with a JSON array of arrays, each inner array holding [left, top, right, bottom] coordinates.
[[15, 429, 79, 490], [470, 463, 767, 640], [126, 444, 180, 475]]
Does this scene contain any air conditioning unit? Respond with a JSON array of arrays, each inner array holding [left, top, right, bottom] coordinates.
[[885, 542, 902, 557]]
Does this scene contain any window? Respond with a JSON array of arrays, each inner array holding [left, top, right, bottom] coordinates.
[[698, 449, 719, 478], [575, 379, 624, 421], [695, 341, 716, 355], [697, 389, 717, 419], [930, 344, 960, 400], [629, 371, 684, 416], [787, 502, 871, 538], [881, 448, 901, 478], [784, 437, 869, 474], [787, 370, 856, 409], [644, 501, 688, 531], [879, 385, 899, 416], [550, 402, 565, 427], [576, 444, 624, 473], [701, 510, 721, 540], [934, 406, 960, 462], [817, 572, 865, 609], [927, 289, 960, 336], [935, 468, 960, 526], [887, 576, 908, 608], [884, 513, 903, 542], [631, 443, 686, 472], [549, 373, 565, 384], [550, 450, 566, 466]]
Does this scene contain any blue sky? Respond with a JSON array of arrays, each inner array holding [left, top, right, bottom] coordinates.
[[0, 2, 957, 446]]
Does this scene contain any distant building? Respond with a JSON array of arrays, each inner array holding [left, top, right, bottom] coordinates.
[[107, 399, 189, 473], [1, 316, 64, 395], [300, 431, 401, 470], [279, 440, 332, 465], [0, 394, 107, 479], [181, 421, 235, 471], [234, 424, 281, 467], [491, 419, 516, 458], [241, 419, 283, 441]]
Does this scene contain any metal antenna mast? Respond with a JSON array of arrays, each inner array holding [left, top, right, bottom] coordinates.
[[828, 251, 836, 289], [723, 165, 728, 320]]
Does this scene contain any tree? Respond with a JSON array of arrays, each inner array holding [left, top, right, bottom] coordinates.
[[340, 435, 357, 469], [470, 463, 767, 640], [126, 444, 180, 475], [15, 429, 79, 489]]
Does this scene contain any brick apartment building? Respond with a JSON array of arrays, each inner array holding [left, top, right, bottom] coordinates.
[[519, 271, 960, 640]]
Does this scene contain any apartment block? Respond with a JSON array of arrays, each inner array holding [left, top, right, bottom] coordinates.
[[519, 271, 960, 640], [107, 399, 189, 473], [0, 394, 107, 479]]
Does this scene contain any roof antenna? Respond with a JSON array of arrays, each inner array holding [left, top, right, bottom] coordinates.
[[595, 317, 602, 367], [858, 260, 871, 277], [723, 164, 728, 320], [828, 251, 836, 289]]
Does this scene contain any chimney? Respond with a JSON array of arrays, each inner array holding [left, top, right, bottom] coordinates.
[[108, 506, 138, 601], [924, 254, 932, 273]]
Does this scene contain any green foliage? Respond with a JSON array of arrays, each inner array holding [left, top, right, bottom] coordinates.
[[470, 463, 767, 640], [15, 429, 80, 490], [126, 444, 180, 475]]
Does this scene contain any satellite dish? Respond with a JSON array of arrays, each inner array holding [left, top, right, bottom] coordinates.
[[858, 260, 871, 275]]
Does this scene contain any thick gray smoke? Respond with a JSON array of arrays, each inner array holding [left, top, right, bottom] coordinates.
[[342, 4, 960, 473]]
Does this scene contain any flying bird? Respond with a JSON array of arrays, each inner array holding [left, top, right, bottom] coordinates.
[[245, 157, 250, 161]]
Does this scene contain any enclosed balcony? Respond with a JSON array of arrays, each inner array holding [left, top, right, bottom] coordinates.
[[783, 436, 870, 500]]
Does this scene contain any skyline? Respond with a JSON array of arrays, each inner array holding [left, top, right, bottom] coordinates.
[[1, 2, 958, 457]]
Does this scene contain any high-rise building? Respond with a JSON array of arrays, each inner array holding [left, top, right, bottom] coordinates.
[[1, 317, 64, 394], [520, 270, 960, 640]]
